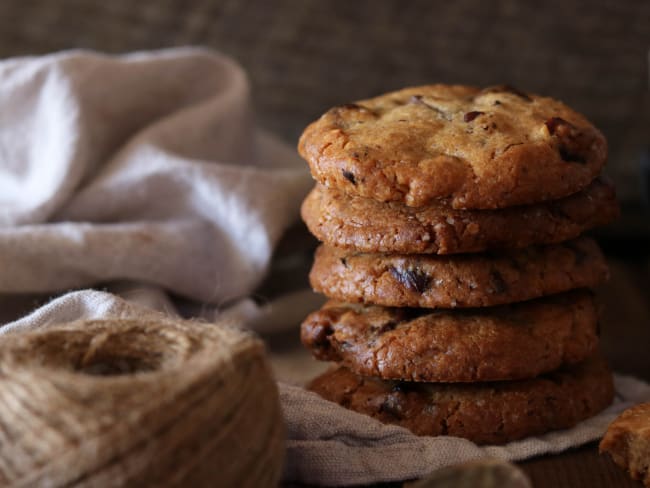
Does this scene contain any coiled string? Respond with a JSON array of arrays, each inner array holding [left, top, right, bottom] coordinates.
[[0, 318, 284, 487]]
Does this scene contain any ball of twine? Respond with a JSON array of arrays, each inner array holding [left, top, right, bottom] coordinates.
[[0, 317, 285, 487]]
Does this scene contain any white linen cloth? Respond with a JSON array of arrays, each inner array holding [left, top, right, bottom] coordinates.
[[0, 48, 311, 304], [0, 49, 648, 486]]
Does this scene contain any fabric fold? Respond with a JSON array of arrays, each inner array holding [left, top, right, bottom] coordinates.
[[0, 48, 312, 302]]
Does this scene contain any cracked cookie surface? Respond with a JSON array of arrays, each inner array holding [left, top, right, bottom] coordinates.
[[310, 237, 608, 308], [301, 178, 618, 254], [298, 84, 607, 209], [308, 353, 613, 444], [301, 291, 599, 382]]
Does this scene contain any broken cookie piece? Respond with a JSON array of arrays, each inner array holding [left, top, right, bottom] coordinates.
[[600, 402, 650, 487]]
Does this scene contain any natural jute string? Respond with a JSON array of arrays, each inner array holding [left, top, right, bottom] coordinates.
[[0, 318, 285, 487]]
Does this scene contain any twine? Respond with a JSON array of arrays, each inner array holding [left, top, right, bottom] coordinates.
[[0, 318, 285, 487]]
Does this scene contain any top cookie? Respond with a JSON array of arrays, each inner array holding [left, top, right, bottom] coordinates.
[[299, 84, 607, 209]]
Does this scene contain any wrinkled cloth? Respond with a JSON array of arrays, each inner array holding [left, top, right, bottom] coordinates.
[[0, 48, 311, 304], [1, 49, 649, 487]]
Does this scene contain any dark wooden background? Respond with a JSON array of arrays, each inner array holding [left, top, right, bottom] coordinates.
[[1, 0, 648, 202], [0, 1, 648, 486]]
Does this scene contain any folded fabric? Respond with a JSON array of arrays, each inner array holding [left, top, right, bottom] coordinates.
[[0, 48, 311, 303]]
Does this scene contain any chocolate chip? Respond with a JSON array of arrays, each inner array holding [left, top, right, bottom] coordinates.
[[389, 267, 432, 293], [339, 257, 348, 268], [440, 416, 450, 435], [545, 117, 570, 135], [310, 322, 333, 351], [493, 100, 502, 105], [545, 117, 588, 163], [482, 84, 532, 101], [342, 169, 356, 185], [464, 111, 484, 122], [490, 270, 508, 294]]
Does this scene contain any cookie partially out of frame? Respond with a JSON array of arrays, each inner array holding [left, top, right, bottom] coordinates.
[[310, 237, 608, 308], [309, 354, 613, 445], [600, 402, 650, 487], [301, 178, 618, 255], [299, 84, 607, 209], [301, 291, 599, 382]]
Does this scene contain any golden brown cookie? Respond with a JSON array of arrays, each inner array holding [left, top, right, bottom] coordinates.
[[301, 291, 599, 382], [301, 178, 618, 255], [310, 237, 608, 308], [600, 402, 650, 487], [309, 354, 613, 445], [299, 84, 607, 209]]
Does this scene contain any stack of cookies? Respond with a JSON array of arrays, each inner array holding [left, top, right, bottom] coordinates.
[[298, 84, 620, 445]]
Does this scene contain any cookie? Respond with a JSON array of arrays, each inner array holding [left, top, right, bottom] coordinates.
[[600, 402, 650, 487], [309, 237, 608, 308], [301, 291, 599, 382], [301, 178, 618, 255], [298, 84, 607, 209], [308, 354, 613, 444]]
